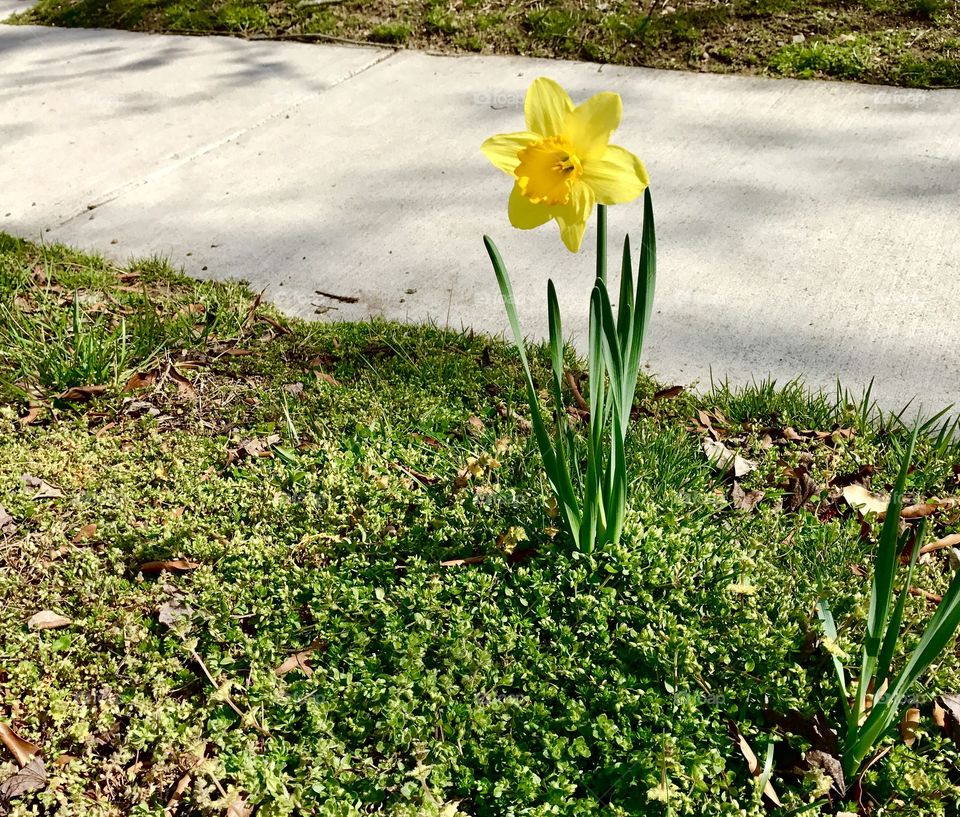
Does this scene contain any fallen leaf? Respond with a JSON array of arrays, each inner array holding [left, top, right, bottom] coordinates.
[[175, 303, 206, 319], [653, 385, 684, 401], [899, 708, 921, 746], [257, 314, 292, 335], [902, 498, 957, 519], [0, 505, 16, 535], [140, 559, 201, 575], [158, 599, 192, 627], [314, 370, 342, 388], [805, 749, 845, 794], [934, 699, 947, 729], [909, 587, 943, 604], [440, 555, 487, 567], [71, 523, 97, 543], [830, 464, 876, 489], [228, 434, 281, 463], [732, 483, 764, 512], [784, 465, 819, 512], [225, 793, 253, 817], [275, 639, 326, 677], [18, 404, 42, 427], [764, 708, 839, 755], [21, 474, 64, 500], [842, 484, 889, 517], [27, 611, 72, 631], [0, 723, 39, 766], [57, 384, 107, 402], [124, 370, 158, 391], [564, 371, 589, 412], [728, 722, 781, 805], [920, 533, 960, 555], [703, 440, 756, 478], [0, 756, 47, 800], [243, 290, 265, 330], [496, 404, 531, 433], [935, 694, 960, 747], [217, 347, 253, 357], [167, 364, 196, 398]]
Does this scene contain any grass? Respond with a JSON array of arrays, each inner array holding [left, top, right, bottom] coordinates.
[[2, 233, 960, 815], [14, 0, 960, 88]]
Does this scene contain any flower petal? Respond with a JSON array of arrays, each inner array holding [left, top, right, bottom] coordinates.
[[508, 183, 552, 230], [524, 77, 574, 137], [562, 92, 622, 161], [581, 145, 649, 205], [552, 183, 596, 253], [481, 131, 539, 175]]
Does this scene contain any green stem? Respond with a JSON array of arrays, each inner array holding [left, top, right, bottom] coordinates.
[[596, 204, 607, 284]]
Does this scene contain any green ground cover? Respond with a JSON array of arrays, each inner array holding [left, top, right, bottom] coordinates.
[[15, 0, 960, 88], [2, 233, 960, 815]]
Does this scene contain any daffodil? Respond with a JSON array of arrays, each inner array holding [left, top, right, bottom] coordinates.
[[481, 77, 649, 252]]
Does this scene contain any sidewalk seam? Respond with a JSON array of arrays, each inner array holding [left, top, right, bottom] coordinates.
[[55, 47, 399, 230]]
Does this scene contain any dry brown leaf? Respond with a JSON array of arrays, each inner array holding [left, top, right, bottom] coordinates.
[[27, 610, 72, 631], [564, 370, 589, 412], [496, 404, 532, 433], [257, 314, 292, 335], [314, 371, 341, 387], [0, 723, 39, 766], [653, 385, 684, 401], [902, 503, 938, 519], [72, 523, 97, 544], [140, 559, 201, 575], [225, 794, 253, 817], [899, 707, 921, 746], [920, 533, 960, 555], [440, 555, 487, 567], [909, 587, 943, 604], [228, 434, 281, 463], [732, 483, 764, 512], [842, 484, 889, 517], [805, 749, 845, 794], [703, 440, 756, 478], [57, 384, 107, 402], [175, 303, 206, 319], [22, 474, 64, 500], [158, 598, 192, 627], [18, 404, 42, 427], [0, 505, 16, 535], [275, 640, 326, 677], [125, 370, 158, 391], [0, 756, 47, 800], [167, 364, 196, 398], [729, 722, 781, 805]]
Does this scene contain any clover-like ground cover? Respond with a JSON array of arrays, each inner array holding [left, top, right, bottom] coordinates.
[[2, 233, 960, 815], [16, 0, 960, 89]]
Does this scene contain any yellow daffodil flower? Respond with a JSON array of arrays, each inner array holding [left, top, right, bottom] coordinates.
[[481, 77, 649, 252]]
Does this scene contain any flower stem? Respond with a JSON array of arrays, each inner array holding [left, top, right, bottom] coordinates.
[[596, 204, 607, 284]]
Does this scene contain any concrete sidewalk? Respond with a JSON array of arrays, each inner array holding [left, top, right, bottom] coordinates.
[[2, 17, 958, 415]]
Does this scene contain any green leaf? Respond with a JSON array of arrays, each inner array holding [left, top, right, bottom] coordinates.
[[484, 236, 581, 543]]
